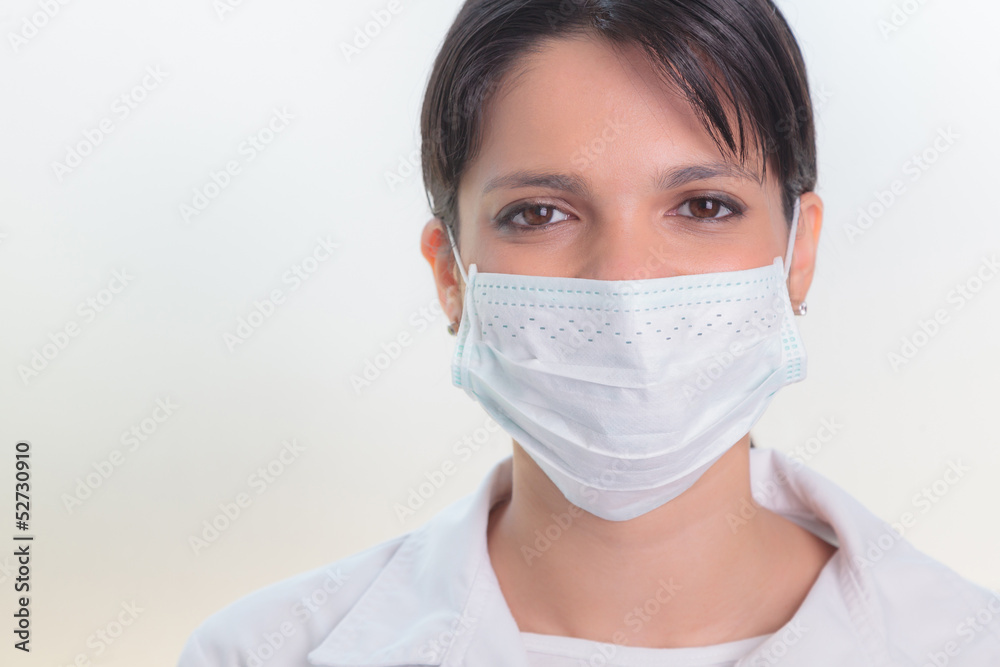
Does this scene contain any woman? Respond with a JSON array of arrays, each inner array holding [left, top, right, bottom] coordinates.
[[178, 1, 1000, 665]]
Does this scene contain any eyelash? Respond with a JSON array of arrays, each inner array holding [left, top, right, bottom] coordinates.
[[492, 196, 745, 232]]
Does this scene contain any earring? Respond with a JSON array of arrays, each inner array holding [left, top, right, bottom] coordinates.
[[447, 321, 458, 336], [796, 301, 808, 316]]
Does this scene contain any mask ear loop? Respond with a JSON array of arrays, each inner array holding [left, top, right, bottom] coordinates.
[[445, 223, 469, 285], [783, 198, 801, 280]]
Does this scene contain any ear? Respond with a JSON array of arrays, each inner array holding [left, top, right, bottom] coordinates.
[[787, 192, 823, 311], [420, 218, 464, 328]]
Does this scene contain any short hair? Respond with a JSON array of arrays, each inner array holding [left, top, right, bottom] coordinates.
[[420, 0, 817, 247]]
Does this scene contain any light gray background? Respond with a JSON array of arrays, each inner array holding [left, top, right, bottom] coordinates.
[[0, 0, 997, 664]]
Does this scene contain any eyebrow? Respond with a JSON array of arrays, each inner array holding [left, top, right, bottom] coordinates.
[[655, 162, 762, 190], [481, 162, 761, 197]]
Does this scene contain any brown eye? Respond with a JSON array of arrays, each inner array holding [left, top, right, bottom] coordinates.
[[684, 197, 732, 219], [521, 205, 557, 226], [499, 203, 572, 230]]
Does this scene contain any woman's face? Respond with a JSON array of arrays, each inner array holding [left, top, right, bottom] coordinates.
[[425, 35, 821, 320]]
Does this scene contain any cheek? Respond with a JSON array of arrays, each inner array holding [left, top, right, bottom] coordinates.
[[743, 239, 788, 269], [725, 215, 792, 272], [669, 223, 789, 276]]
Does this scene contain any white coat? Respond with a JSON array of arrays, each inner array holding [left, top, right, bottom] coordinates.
[[177, 448, 1000, 666]]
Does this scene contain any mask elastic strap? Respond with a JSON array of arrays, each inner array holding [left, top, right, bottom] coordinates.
[[445, 224, 469, 285], [783, 198, 801, 280]]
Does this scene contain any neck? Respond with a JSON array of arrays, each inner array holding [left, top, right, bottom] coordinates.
[[486, 435, 835, 647]]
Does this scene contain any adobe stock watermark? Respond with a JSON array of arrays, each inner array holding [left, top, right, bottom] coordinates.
[[887, 254, 999, 371], [224, 235, 340, 351], [214, 0, 249, 21], [384, 145, 422, 192], [8, 0, 72, 53], [387, 78, 505, 193], [571, 110, 628, 171], [350, 297, 446, 394], [878, 0, 930, 39], [587, 611, 801, 667], [541, 0, 587, 29], [844, 126, 959, 243], [180, 107, 294, 224], [744, 621, 809, 666], [51, 65, 169, 183], [339, 0, 405, 63], [520, 501, 587, 566], [520, 458, 633, 566], [243, 567, 350, 666], [680, 294, 789, 404], [417, 611, 476, 663], [920, 593, 1000, 667], [17, 268, 134, 386], [61, 397, 180, 514], [763, 84, 834, 157], [393, 416, 502, 523], [544, 241, 689, 360], [542, 239, 794, 378], [785, 417, 843, 468], [853, 459, 971, 570], [0, 556, 16, 585], [188, 439, 307, 555], [57, 600, 144, 667], [727, 417, 845, 534], [621, 578, 682, 634], [578, 578, 683, 666]]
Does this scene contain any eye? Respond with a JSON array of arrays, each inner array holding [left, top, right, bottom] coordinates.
[[495, 202, 573, 230], [676, 197, 738, 220]]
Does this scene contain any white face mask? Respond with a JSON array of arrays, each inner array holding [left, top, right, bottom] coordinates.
[[446, 199, 805, 521]]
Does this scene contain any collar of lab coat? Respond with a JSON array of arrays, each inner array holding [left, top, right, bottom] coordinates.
[[305, 448, 994, 666]]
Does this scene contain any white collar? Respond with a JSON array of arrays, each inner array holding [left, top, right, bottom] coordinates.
[[308, 450, 516, 666], [305, 448, 999, 666]]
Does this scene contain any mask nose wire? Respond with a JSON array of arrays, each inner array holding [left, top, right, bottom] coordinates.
[[445, 223, 469, 285], [783, 197, 801, 280]]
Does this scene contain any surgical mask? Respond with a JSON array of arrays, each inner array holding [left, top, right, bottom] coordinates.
[[446, 200, 806, 521]]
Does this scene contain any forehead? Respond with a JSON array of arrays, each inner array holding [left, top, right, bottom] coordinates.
[[459, 35, 766, 199]]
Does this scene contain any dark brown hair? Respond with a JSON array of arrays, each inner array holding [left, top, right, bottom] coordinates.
[[420, 0, 817, 252]]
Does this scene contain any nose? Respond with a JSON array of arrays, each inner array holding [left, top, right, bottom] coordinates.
[[572, 214, 674, 282]]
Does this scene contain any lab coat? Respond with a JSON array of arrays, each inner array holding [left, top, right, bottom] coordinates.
[[177, 448, 1000, 666]]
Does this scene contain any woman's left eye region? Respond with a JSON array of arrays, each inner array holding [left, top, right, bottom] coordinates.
[[676, 197, 737, 220], [496, 203, 572, 230]]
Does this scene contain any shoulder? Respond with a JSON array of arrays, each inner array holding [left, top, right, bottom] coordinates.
[[860, 538, 1000, 660], [176, 457, 511, 665], [753, 448, 1000, 659], [176, 533, 407, 666]]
